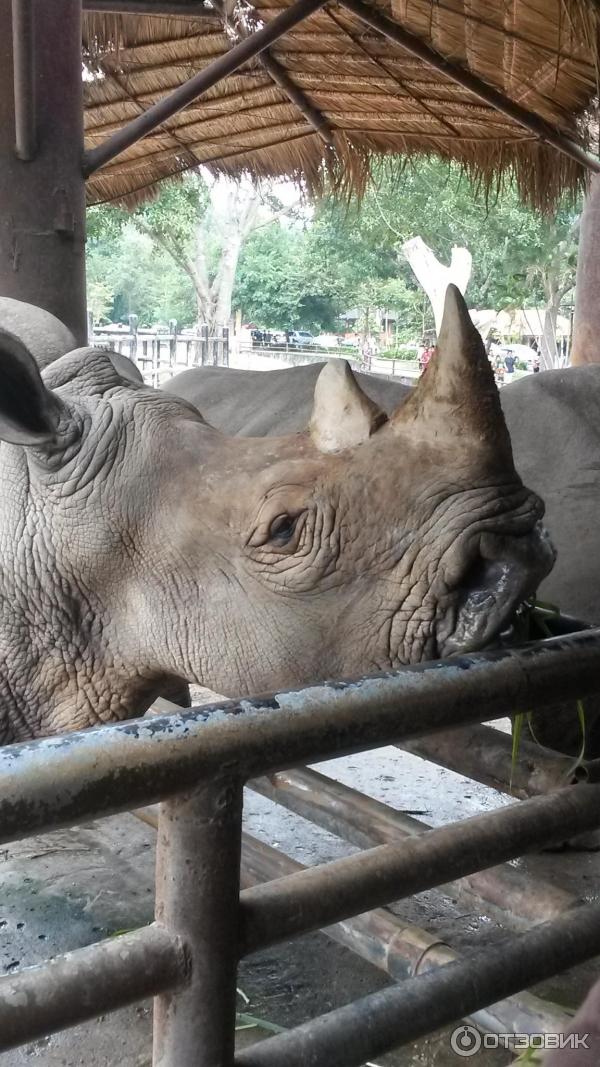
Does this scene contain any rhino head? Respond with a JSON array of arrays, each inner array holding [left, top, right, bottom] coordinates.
[[0, 287, 554, 741]]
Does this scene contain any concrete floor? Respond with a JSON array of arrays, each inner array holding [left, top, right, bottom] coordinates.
[[1, 738, 599, 1066]]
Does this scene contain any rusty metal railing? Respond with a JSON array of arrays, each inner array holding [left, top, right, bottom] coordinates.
[[2, 630, 600, 1065]]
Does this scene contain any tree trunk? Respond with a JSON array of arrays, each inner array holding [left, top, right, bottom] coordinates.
[[402, 236, 472, 335], [540, 301, 559, 370], [571, 174, 600, 365], [212, 233, 244, 333]]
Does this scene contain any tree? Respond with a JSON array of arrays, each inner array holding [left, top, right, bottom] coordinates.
[[131, 174, 264, 335], [86, 158, 582, 348], [402, 237, 472, 333], [571, 175, 600, 366], [519, 212, 579, 368]]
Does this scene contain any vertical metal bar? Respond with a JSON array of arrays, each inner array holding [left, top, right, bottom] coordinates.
[[153, 776, 243, 1067], [1, 0, 87, 341], [12, 0, 36, 161]]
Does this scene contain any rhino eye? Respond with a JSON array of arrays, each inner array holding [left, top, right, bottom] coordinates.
[[268, 513, 299, 544]]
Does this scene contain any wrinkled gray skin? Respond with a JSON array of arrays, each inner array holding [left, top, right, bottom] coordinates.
[[0, 287, 553, 743], [0, 295, 144, 384], [0, 296, 76, 369], [166, 364, 600, 624], [167, 358, 600, 756]]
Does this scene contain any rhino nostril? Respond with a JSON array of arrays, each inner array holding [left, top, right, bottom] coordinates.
[[457, 555, 512, 608]]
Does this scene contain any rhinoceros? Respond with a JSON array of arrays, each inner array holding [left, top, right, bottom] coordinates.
[[166, 318, 600, 756], [167, 352, 600, 626], [0, 286, 552, 744]]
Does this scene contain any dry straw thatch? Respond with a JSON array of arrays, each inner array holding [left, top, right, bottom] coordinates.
[[83, 0, 600, 208]]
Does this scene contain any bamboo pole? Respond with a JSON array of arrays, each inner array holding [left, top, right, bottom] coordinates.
[[249, 766, 581, 924]]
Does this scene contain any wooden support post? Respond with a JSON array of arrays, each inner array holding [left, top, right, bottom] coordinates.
[[83, 0, 216, 13], [200, 322, 208, 365], [0, 0, 87, 343], [168, 318, 178, 367], [571, 174, 600, 365], [129, 313, 139, 363]]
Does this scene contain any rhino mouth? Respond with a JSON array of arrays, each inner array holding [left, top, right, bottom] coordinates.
[[437, 522, 556, 658]]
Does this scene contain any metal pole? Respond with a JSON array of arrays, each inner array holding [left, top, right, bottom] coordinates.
[[83, 0, 329, 174], [0, 924, 187, 1053], [3, 631, 600, 843], [399, 723, 591, 799], [153, 777, 243, 1067], [12, 0, 36, 161], [338, 0, 600, 176], [83, 0, 217, 12], [0, 0, 87, 341], [236, 902, 600, 1067]]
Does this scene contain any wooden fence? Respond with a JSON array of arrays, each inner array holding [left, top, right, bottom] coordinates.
[[92, 324, 230, 387]]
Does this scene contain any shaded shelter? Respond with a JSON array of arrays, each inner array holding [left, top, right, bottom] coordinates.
[[2, 0, 600, 336], [81, 0, 600, 209]]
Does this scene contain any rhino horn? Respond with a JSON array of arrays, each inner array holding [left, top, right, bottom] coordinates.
[[310, 359, 387, 453], [392, 284, 513, 456]]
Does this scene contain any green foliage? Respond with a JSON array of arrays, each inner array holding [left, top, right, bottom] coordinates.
[[86, 159, 582, 336], [132, 174, 209, 252], [86, 216, 196, 326], [509, 600, 587, 791], [233, 224, 304, 328]]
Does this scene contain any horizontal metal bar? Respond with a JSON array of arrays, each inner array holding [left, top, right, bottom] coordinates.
[[0, 923, 187, 1052], [250, 768, 581, 923], [239, 785, 600, 954], [236, 902, 600, 1067], [83, 0, 328, 173], [2, 631, 600, 844], [240, 832, 573, 1040], [130, 807, 574, 1037], [82, 0, 217, 13], [338, 0, 600, 176]]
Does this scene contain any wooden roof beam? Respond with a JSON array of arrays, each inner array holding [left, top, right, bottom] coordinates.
[[83, 0, 328, 173], [338, 0, 600, 175], [256, 52, 333, 146], [211, 0, 333, 146]]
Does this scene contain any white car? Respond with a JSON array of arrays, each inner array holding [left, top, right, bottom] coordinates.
[[288, 330, 315, 348]]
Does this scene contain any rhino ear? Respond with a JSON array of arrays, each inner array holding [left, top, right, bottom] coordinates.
[[0, 332, 66, 447], [310, 360, 387, 453]]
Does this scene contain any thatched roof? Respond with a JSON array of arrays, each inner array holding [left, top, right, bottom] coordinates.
[[83, 0, 600, 208]]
